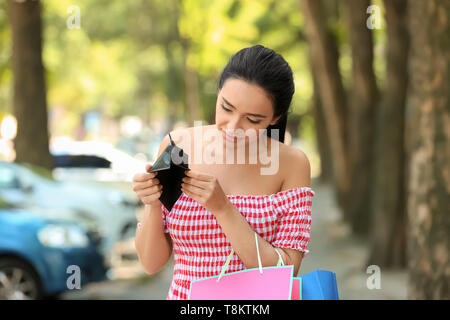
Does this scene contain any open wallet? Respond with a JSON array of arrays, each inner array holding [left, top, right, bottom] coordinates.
[[148, 133, 190, 212]]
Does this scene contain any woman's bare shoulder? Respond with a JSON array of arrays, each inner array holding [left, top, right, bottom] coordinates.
[[279, 143, 311, 189]]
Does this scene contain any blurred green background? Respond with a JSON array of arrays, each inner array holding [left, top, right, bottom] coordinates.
[[0, 0, 448, 300]]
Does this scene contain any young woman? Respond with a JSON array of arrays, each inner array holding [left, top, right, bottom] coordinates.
[[133, 45, 315, 300]]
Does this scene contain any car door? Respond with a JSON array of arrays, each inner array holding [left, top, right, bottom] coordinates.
[[0, 165, 28, 206]]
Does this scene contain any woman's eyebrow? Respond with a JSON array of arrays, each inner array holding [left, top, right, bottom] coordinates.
[[222, 96, 267, 118]]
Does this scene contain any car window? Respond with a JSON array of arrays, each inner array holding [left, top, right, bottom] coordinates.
[[53, 154, 111, 168], [0, 166, 20, 189]]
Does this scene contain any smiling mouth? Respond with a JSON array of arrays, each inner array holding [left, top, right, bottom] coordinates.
[[222, 130, 239, 143]]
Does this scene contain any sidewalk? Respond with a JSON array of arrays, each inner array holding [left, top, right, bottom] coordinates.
[[302, 179, 408, 299], [62, 179, 408, 300], [61, 256, 173, 300]]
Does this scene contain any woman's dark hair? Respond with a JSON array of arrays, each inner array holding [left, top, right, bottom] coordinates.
[[218, 45, 295, 143]]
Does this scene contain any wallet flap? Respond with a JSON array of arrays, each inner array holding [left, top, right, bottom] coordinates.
[[148, 133, 190, 211]]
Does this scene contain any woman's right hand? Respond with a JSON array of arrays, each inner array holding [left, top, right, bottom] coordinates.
[[132, 164, 163, 206]]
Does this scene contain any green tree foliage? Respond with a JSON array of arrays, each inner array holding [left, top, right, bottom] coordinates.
[[0, 0, 390, 153], [0, 0, 326, 138]]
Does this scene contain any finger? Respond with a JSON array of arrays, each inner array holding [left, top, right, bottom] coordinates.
[[142, 190, 163, 204], [145, 163, 152, 172], [182, 176, 209, 190], [136, 184, 162, 197], [181, 183, 203, 198], [132, 178, 160, 192], [146, 178, 160, 188], [185, 170, 213, 182], [181, 186, 202, 203], [133, 172, 157, 182], [183, 184, 206, 195]]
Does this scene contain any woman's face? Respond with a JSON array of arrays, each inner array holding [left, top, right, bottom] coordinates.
[[215, 78, 280, 146]]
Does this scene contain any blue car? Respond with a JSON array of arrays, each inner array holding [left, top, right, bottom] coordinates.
[[0, 204, 108, 299]]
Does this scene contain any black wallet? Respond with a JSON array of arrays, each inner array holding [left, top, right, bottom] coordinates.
[[148, 133, 190, 212]]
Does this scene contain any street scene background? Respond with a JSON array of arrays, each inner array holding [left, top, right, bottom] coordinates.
[[0, 0, 448, 300]]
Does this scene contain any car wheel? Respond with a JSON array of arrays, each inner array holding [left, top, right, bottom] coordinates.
[[0, 257, 44, 300]]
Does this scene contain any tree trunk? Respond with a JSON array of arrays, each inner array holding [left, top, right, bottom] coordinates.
[[160, 0, 184, 130], [184, 61, 200, 126], [345, 0, 378, 235], [163, 42, 180, 130], [406, 0, 450, 299], [301, 0, 350, 209], [368, 0, 409, 269], [311, 72, 333, 184], [8, 0, 53, 170]]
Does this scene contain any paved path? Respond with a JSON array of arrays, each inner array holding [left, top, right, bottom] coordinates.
[[62, 179, 407, 300], [301, 180, 407, 300]]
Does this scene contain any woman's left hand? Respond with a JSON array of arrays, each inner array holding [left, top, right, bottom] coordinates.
[[181, 170, 232, 215]]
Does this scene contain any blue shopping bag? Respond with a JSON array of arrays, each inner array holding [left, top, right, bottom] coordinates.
[[300, 270, 339, 300]]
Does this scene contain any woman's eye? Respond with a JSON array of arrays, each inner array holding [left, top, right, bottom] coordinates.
[[221, 104, 231, 112], [247, 118, 260, 124], [221, 104, 260, 123]]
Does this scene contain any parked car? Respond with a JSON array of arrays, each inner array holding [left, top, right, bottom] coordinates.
[[51, 153, 139, 199], [0, 161, 139, 260], [50, 140, 147, 182], [0, 200, 107, 299], [53, 154, 111, 169]]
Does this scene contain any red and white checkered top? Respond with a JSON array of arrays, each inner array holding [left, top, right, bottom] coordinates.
[[139, 186, 315, 300]]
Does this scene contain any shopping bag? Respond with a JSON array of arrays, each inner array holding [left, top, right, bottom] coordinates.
[[148, 133, 190, 212], [300, 270, 339, 300], [189, 232, 295, 300], [291, 277, 302, 300]]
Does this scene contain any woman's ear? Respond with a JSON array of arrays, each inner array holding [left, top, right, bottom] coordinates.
[[269, 114, 281, 126]]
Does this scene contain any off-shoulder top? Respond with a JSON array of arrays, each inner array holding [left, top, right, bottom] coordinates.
[[138, 186, 315, 300]]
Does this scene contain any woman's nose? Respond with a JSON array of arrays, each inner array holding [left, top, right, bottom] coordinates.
[[226, 127, 243, 135], [226, 118, 242, 132]]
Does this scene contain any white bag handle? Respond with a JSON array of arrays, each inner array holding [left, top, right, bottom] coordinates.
[[217, 232, 285, 282], [254, 231, 264, 273]]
